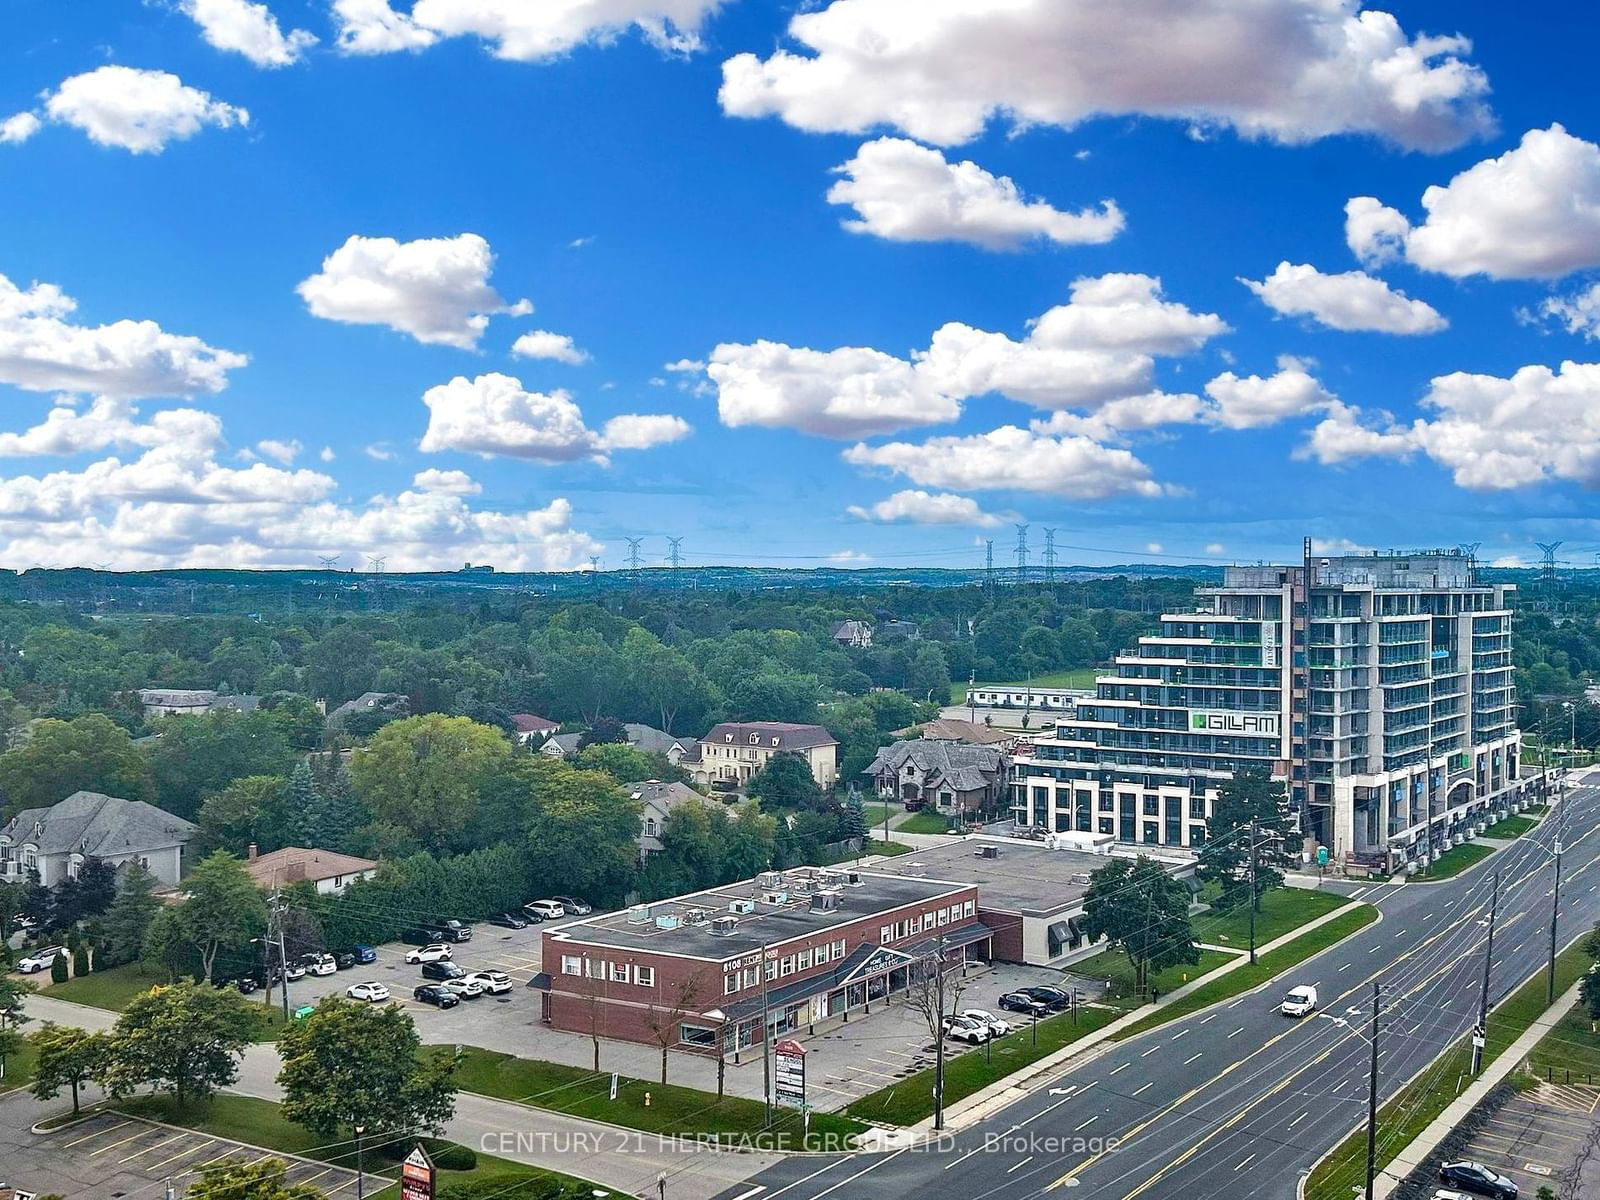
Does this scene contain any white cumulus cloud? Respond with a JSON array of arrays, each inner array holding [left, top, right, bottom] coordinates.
[[846, 489, 1001, 527], [511, 330, 589, 364], [332, 0, 725, 60], [41, 66, 248, 154], [1241, 261, 1446, 334], [296, 233, 531, 349], [180, 0, 318, 67], [720, 0, 1492, 150], [418, 372, 688, 463], [1345, 125, 1600, 279], [826, 137, 1124, 251], [0, 271, 247, 398], [1536, 284, 1600, 340], [1204, 360, 1336, 429], [0, 113, 40, 145]]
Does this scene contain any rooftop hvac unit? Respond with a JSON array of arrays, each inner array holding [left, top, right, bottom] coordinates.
[[1070, 872, 1092, 886], [757, 871, 783, 889], [654, 915, 680, 931], [845, 871, 863, 886], [682, 907, 711, 925], [728, 898, 755, 914], [810, 890, 841, 913], [762, 890, 789, 905], [710, 916, 738, 936], [816, 870, 839, 887], [976, 844, 1000, 859], [626, 904, 652, 924]]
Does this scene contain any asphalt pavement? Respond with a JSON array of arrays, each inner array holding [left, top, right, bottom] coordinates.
[[707, 773, 1600, 1200]]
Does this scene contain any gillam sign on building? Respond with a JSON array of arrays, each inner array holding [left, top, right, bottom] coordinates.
[[1188, 710, 1281, 736]]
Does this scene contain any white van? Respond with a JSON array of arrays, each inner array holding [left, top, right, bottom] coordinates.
[[1281, 984, 1318, 1017]]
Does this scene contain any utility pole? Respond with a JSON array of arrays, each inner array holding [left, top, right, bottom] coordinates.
[[1248, 817, 1259, 965], [760, 941, 772, 1126], [1365, 982, 1382, 1200], [1472, 871, 1500, 1075], [1549, 779, 1567, 1004], [278, 898, 291, 1025], [933, 934, 947, 1132]]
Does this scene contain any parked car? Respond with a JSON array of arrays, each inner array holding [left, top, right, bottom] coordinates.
[[551, 896, 592, 916], [346, 981, 390, 1003], [1020, 986, 1071, 1011], [1281, 984, 1318, 1018], [414, 984, 460, 1009], [301, 953, 337, 977], [421, 960, 466, 981], [401, 926, 450, 946], [942, 1014, 994, 1044], [427, 919, 472, 943], [961, 1009, 1011, 1037], [464, 970, 513, 995], [404, 944, 452, 965], [440, 977, 484, 1000], [524, 899, 565, 920], [997, 991, 1050, 1018], [333, 950, 357, 971], [213, 975, 259, 995], [1438, 1163, 1518, 1200], [15, 947, 64, 974], [486, 911, 529, 930], [349, 945, 377, 964]]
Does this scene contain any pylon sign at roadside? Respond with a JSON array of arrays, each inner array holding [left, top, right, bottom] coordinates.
[[401, 1144, 435, 1200]]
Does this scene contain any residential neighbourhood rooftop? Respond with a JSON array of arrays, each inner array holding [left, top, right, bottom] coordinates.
[[695, 721, 838, 751], [548, 865, 971, 958], [864, 740, 1008, 792], [242, 845, 379, 888], [916, 718, 1013, 746], [0, 791, 197, 858], [510, 713, 559, 735]]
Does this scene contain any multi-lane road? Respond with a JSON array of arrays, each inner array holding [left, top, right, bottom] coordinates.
[[711, 774, 1600, 1200]]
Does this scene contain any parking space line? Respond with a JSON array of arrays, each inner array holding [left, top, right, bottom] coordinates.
[[149, 1137, 216, 1171], [91, 1131, 150, 1157], [65, 1120, 130, 1148], [121, 1132, 187, 1162]]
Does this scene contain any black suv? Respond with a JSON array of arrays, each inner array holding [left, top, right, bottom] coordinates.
[[998, 991, 1050, 1017], [431, 919, 473, 943], [421, 960, 466, 981], [414, 984, 460, 1009], [1020, 986, 1071, 1011], [401, 926, 447, 946]]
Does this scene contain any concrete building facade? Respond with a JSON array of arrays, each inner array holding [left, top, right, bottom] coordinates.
[[1011, 545, 1528, 872]]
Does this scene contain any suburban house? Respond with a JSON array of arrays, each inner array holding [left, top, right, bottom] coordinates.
[[830, 619, 873, 648], [865, 740, 1010, 816], [510, 713, 559, 744], [243, 845, 378, 895], [878, 619, 921, 641], [136, 689, 259, 718], [629, 779, 705, 855], [327, 692, 409, 725], [682, 721, 839, 791], [916, 718, 1014, 747], [541, 723, 693, 764], [0, 791, 197, 887]]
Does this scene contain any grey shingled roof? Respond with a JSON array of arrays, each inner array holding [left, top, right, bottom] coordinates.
[[699, 721, 838, 751], [623, 723, 687, 755], [863, 740, 1007, 792], [0, 791, 197, 857]]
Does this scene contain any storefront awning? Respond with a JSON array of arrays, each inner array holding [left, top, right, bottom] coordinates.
[[526, 972, 552, 991]]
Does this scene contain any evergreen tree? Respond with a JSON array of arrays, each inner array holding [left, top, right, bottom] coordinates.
[[283, 761, 324, 848], [101, 863, 161, 968], [313, 759, 364, 852], [842, 789, 870, 842]]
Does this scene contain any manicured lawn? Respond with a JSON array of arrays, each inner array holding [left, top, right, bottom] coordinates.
[[45, 962, 166, 1010], [449, 1046, 866, 1151], [1193, 887, 1353, 951], [1112, 902, 1379, 1040], [897, 810, 953, 834], [1305, 941, 1593, 1200], [0, 1038, 38, 1094], [117, 1094, 596, 1197], [1524, 1000, 1600, 1084], [1484, 814, 1538, 839], [861, 801, 899, 830], [1071, 947, 1234, 1003], [1416, 842, 1493, 879], [842, 1002, 1125, 1126], [953, 668, 1099, 703]]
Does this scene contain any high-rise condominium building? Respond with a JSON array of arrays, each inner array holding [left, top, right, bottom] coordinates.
[[1011, 543, 1527, 870]]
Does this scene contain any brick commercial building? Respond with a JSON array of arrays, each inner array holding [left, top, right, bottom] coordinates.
[[535, 865, 989, 1055]]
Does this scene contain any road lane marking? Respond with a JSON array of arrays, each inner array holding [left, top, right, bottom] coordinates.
[[1200, 1014, 1217, 1024], [1109, 1063, 1130, 1076], [809, 1149, 910, 1200], [1008, 1156, 1035, 1174], [755, 1158, 855, 1200], [1075, 1116, 1099, 1131], [1133, 1082, 1154, 1096], [1171, 1029, 1189, 1040], [1183, 1053, 1203, 1065], [1339, 963, 1353, 971], [1141, 1045, 1160, 1057], [944, 1148, 983, 1170], [1236, 1154, 1257, 1171], [1288, 1111, 1309, 1129], [1228, 1026, 1245, 1037]]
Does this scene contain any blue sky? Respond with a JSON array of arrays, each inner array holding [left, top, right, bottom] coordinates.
[[2, 0, 1599, 572]]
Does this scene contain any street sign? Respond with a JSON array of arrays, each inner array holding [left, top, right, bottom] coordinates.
[[400, 1145, 436, 1200], [774, 1038, 806, 1109], [610, 1072, 619, 1100]]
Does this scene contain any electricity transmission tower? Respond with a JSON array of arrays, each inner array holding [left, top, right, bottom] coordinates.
[[984, 540, 995, 602], [317, 555, 340, 570], [1537, 541, 1563, 602], [366, 555, 385, 574], [625, 537, 644, 587], [1014, 524, 1029, 586], [1043, 528, 1057, 583]]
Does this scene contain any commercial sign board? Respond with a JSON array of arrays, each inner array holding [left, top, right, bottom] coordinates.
[[400, 1145, 436, 1200], [774, 1038, 806, 1109], [1188, 710, 1281, 737]]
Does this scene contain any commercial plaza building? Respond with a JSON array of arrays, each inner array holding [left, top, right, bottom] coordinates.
[[1012, 545, 1530, 871]]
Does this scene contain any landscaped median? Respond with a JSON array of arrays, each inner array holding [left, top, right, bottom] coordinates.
[[447, 1047, 868, 1151], [1303, 941, 1594, 1200]]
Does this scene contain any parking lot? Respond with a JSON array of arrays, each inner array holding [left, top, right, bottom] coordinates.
[[1404, 1082, 1600, 1200], [275, 919, 1074, 1111], [4, 1110, 363, 1198]]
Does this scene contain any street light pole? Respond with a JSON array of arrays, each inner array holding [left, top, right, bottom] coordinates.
[[1472, 871, 1499, 1075], [933, 935, 947, 1132], [1548, 778, 1567, 1005], [760, 941, 772, 1126], [354, 1125, 366, 1200], [1248, 817, 1259, 965]]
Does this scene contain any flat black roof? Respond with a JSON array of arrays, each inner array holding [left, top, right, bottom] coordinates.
[[867, 839, 1109, 917], [548, 867, 970, 960]]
